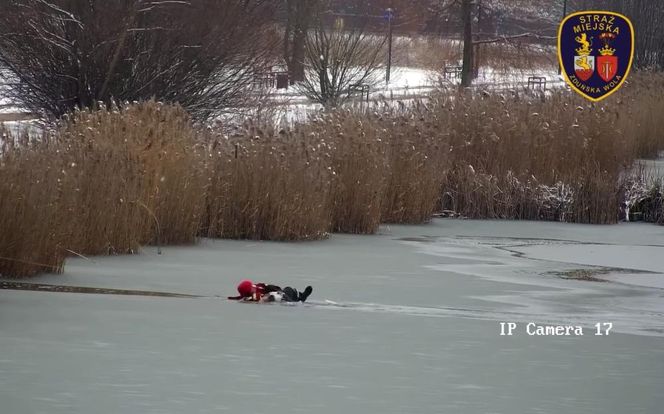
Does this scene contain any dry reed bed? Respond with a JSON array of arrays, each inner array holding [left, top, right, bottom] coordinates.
[[0, 130, 68, 277], [435, 73, 664, 223], [313, 113, 389, 234], [57, 103, 207, 254], [617, 74, 664, 159], [437, 91, 630, 223], [376, 106, 449, 223], [1, 73, 664, 278], [0, 102, 207, 277], [201, 123, 333, 240]]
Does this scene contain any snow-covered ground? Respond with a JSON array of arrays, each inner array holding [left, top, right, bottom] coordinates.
[[2, 219, 663, 413], [0, 81, 33, 123], [637, 157, 664, 180], [0, 96, 13, 112], [261, 65, 564, 124], [0, 70, 20, 114], [271, 65, 562, 99], [1, 63, 564, 126], [0, 94, 22, 117]]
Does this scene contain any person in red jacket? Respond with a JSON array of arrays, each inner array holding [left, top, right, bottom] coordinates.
[[227, 279, 313, 303]]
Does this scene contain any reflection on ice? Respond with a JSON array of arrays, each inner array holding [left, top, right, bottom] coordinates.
[[404, 232, 664, 337]]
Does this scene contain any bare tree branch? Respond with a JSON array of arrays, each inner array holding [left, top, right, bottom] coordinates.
[[0, 0, 278, 120], [473, 32, 556, 45]]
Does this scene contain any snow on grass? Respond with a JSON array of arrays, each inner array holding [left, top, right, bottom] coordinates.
[[258, 64, 565, 125]]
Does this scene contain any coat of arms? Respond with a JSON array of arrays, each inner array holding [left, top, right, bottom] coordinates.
[[558, 11, 634, 102]]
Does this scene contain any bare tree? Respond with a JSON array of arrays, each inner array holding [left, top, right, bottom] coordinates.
[[0, 0, 277, 120], [456, 0, 559, 86], [297, 13, 386, 107], [573, 0, 664, 70], [475, 0, 663, 71]]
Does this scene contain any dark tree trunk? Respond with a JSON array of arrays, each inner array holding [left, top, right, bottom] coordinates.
[[473, 0, 482, 79], [461, 0, 474, 87], [284, 1, 292, 70], [284, 0, 316, 83], [290, 27, 306, 82]]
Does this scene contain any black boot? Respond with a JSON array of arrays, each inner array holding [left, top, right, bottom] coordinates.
[[298, 286, 313, 302]]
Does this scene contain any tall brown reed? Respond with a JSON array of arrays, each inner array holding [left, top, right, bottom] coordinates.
[[1, 102, 207, 277], [3, 73, 664, 279], [435, 86, 636, 223], [56, 102, 206, 254], [379, 105, 448, 224], [0, 128, 68, 277], [317, 112, 389, 234], [616, 73, 664, 159], [201, 123, 332, 240]]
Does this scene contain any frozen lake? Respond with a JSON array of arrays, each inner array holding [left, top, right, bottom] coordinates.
[[2, 219, 663, 413]]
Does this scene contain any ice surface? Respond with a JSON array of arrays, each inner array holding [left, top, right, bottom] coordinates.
[[2, 219, 664, 413]]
